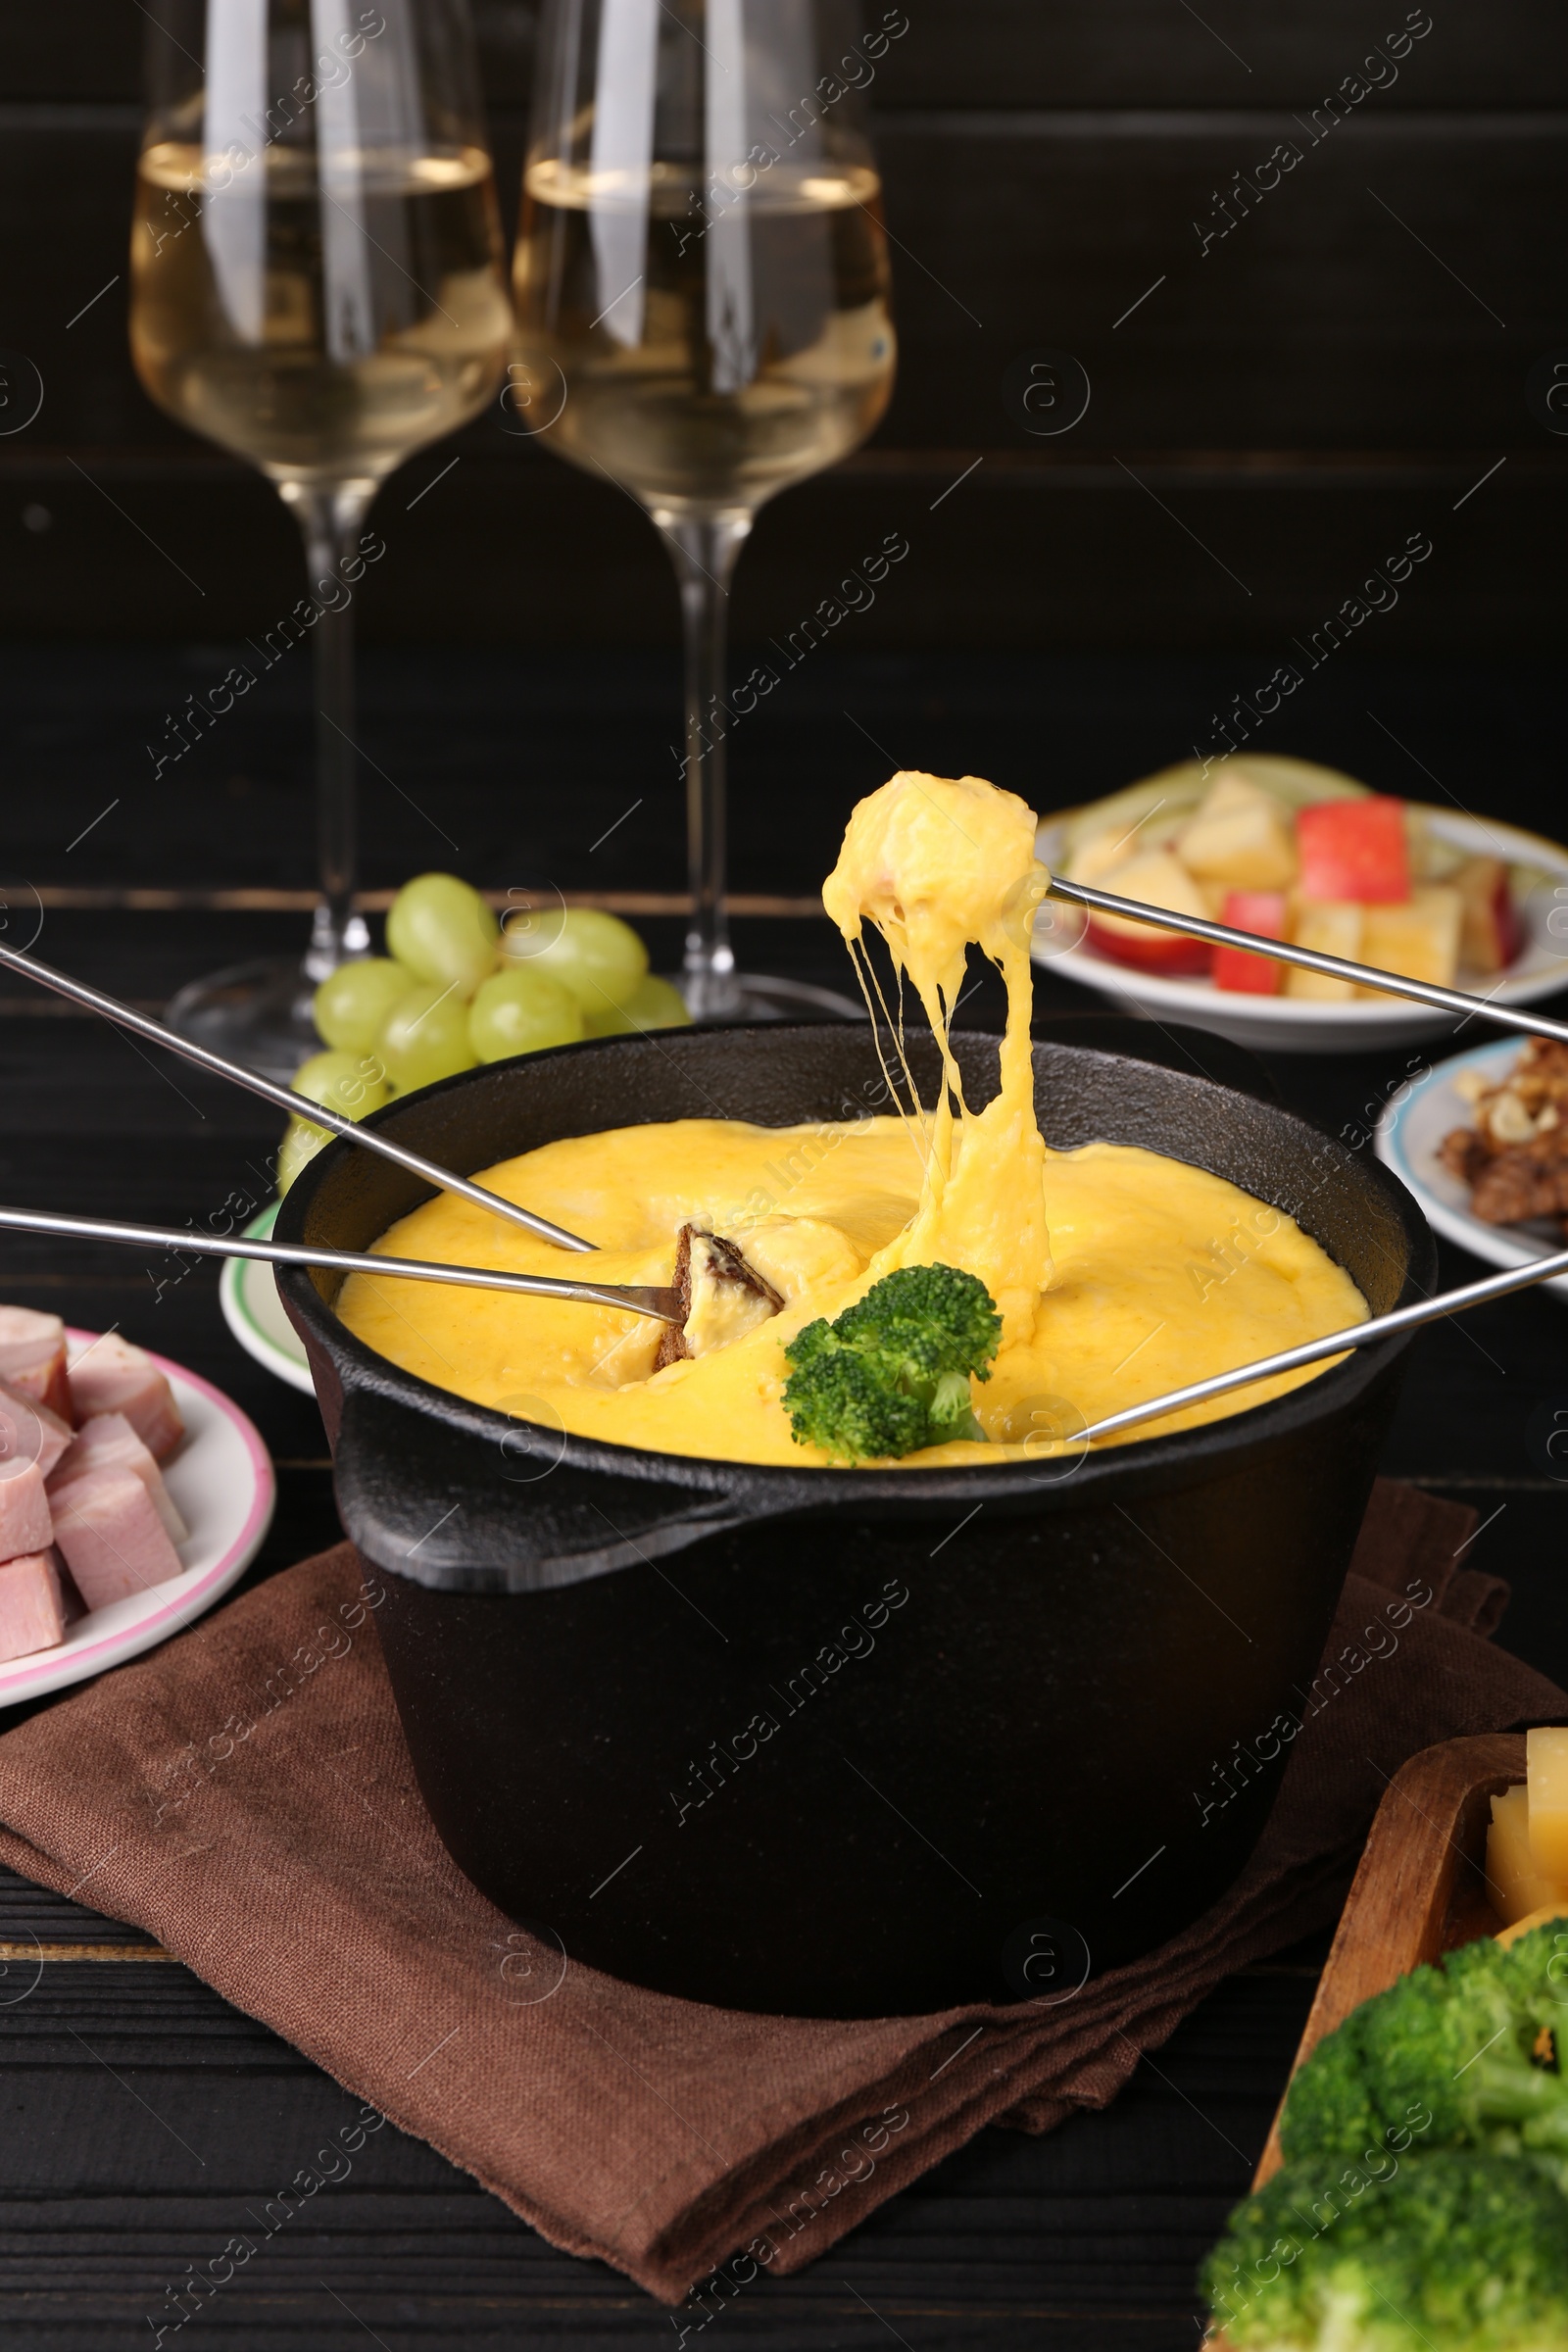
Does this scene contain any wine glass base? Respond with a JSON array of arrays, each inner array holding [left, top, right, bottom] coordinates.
[[165, 957, 319, 1084], [677, 971, 866, 1024]]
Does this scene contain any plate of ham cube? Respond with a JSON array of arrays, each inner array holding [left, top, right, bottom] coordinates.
[[1035, 757, 1568, 1052], [0, 1309, 274, 1703]]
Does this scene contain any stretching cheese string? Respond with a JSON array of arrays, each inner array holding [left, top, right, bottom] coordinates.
[[821, 771, 1054, 1345]]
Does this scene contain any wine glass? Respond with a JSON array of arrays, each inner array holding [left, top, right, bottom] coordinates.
[[513, 0, 896, 1020], [130, 0, 512, 1077]]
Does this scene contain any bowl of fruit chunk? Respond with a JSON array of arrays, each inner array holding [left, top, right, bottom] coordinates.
[[1035, 757, 1568, 1050]]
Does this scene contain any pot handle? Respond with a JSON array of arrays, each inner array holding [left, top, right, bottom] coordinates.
[[330, 1383, 773, 1594]]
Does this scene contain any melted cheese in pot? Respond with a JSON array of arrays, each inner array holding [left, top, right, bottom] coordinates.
[[336, 1121, 1364, 1465], [337, 770, 1366, 1466]]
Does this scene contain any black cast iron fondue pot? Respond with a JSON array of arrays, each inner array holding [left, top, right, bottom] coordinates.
[[276, 1021, 1434, 2019]]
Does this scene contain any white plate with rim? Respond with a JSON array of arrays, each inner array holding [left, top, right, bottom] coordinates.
[[1033, 806, 1568, 1052], [220, 1203, 315, 1394], [1374, 1039, 1568, 1306], [0, 1333, 277, 1705]]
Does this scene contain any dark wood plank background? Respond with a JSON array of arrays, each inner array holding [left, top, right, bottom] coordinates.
[[1, 1, 1563, 651]]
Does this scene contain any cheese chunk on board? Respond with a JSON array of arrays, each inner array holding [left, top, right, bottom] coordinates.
[[1527, 1726, 1568, 1881], [1489, 1780, 1568, 1925], [1497, 1902, 1568, 1947]]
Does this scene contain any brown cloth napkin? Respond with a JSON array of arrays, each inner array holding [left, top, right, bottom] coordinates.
[[0, 1479, 1559, 2305]]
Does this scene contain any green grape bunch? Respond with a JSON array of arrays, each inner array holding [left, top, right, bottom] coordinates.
[[278, 874, 691, 1196]]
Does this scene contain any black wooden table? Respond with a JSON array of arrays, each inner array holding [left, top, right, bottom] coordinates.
[[0, 645, 1564, 2349]]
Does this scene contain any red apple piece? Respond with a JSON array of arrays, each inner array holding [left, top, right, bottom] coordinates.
[[1453, 854, 1523, 973], [1212, 891, 1288, 995], [1081, 849, 1214, 975], [1297, 796, 1410, 904]]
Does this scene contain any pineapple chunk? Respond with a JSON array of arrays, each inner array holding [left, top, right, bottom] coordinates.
[[1356, 885, 1462, 999], [1066, 820, 1171, 888], [1284, 899, 1363, 1001], [1528, 1726, 1568, 1880], [1177, 774, 1298, 892], [1487, 1781, 1568, 1926]]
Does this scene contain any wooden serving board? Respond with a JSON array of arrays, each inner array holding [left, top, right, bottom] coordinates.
[[1253, 1732, 1525, 2188]]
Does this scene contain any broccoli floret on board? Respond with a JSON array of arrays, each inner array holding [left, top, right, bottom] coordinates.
[[1281, 1924, 1568, 2170], [1204, 2149, 1568, 2351], [1207, 1923, 1568, 2347], [782, 1262, 1002, 1463]]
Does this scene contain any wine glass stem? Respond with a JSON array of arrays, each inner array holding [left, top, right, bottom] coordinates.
[[660, 512, 753, 1014], [282, 480, 375, 983]]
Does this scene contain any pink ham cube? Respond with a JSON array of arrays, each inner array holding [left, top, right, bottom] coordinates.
[[0, 1380, 71, 1483], [0, 1305, 61, 1374], [55, 1557, 86, 1627], [12, 1353, 74, 1425], [0, 1307, 74, 1425], [69, 1334, 183, 1460], [0, 1459, 52, 1561], [0, 1550, 67, 1661], [50, 1412, 186, 1544], [50, 1468, 184, 1610]]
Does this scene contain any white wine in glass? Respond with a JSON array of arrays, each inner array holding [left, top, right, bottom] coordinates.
[[514, 0, 897, 1019], [130, 0, 512, 1077]]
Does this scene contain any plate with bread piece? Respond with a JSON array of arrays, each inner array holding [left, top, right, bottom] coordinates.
[[1034, 756, 1568, 1050], [1375, 1036, 1568, 1306], [0, 1313, 274, 1703]]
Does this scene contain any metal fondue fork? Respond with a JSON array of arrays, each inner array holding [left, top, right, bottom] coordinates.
[[0, 1204, 681, 1321], [1029, 874, 1568, 1444], [1069, 1242, 1568, 1446], [1046, 873, 1568, 1047], [0, 938, 595, 1253], [11, 1205, 1556, 1401]]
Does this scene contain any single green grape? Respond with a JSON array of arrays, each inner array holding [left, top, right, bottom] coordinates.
[[313, 956, 416, 1054], [377, 981, 480, 1094], [503, 906, 648, 1014], [386, 873, 500, 997], [468, 967, 585, 1062], [291, 1048, 393, 1121], [583, 973, 692, 1036], [276, 1115, 330, 1198]]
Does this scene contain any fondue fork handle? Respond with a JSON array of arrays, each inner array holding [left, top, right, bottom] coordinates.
[[1047, 874, 1568, 1049], [0, 1203, 681, 1320], [0, 938, 595, 1254], [1078, 1242, 1568, 1446]]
